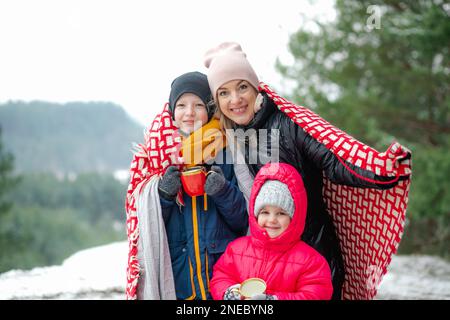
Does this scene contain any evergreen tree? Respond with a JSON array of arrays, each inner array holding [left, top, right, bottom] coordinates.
[[0, 127, 19, 215], [277, 0, 450, 256]]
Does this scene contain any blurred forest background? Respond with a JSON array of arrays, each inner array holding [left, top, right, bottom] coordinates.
[[0, 0, 449, 273], [0, 103, 143, 272], [277, 0, 449, 258]]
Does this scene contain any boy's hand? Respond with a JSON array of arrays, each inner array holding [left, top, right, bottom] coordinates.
[[205, 166, 226, 196], [158, 166, 181, 200]]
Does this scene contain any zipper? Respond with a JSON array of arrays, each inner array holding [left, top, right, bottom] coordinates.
[[191, 196, 207, 300], [205, 249, 211, 293]]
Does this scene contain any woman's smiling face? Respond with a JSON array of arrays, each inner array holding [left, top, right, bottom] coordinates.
[[216, 80, 258, 126]]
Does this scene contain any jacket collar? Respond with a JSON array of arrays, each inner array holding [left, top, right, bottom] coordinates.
[[248, 162, 307, 251]]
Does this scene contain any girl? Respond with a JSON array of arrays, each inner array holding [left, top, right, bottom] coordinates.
[[211, 162, 333, 300]]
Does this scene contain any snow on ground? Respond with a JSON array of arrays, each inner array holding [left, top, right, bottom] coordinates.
[[0, 242, 127, 300], [0, 241, 449, 300], [376, 255, 450, 300]]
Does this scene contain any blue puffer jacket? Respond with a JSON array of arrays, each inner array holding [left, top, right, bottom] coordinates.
[[159, 150, 248, 300]]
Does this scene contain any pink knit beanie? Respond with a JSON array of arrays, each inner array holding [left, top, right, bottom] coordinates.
[[204, 42, 259, 99]]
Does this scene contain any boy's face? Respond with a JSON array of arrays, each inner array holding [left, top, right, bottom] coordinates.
[[174, 93, 208, 134], [257, 205, 291, 238]]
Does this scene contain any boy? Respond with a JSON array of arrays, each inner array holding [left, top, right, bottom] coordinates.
[[157, 72, 248, 300]]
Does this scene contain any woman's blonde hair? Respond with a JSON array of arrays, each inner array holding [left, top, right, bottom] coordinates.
[[208, 99, 234, 130]]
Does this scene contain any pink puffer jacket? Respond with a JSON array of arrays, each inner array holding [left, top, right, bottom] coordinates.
[[210, 162, 333, 300]]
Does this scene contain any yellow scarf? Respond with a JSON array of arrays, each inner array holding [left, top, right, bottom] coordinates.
[[180, 119, 227, 229], [181, 119, 227, 168]]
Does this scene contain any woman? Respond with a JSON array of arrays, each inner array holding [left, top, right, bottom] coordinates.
[[203, 42, 412, 300], [125, 71, 247, 300]]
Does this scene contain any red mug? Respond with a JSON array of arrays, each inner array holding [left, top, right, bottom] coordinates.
[[180, 166, 207, 197]]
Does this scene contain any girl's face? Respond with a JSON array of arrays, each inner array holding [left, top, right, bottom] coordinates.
[[174, 93, 208, 134], [257, 205, 291, 238], [216, 80, 257, 126]]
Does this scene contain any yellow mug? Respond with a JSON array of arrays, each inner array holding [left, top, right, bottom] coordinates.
[[231, 278, 267, 299]]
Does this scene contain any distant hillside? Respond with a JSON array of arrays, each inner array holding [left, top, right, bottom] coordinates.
[[0, 100, 145, 174]]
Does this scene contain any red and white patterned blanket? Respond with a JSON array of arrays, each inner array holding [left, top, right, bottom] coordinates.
[[125, 103, 181, 299], [262, 83, 411, 300]]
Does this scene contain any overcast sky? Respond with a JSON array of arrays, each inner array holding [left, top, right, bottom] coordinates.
[[0, 0, 335, 125]]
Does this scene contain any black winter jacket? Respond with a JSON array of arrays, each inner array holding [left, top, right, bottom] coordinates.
[[234, 92, 399, 300]]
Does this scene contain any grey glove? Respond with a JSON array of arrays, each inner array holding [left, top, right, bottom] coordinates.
[[249, 293, 277, 300], [158, 166, 181, 200], [204, 166, 226, 196], [223, 284, 242, 300]]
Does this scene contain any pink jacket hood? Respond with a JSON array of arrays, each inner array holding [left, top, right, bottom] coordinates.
[[249, 162, 307, 250]]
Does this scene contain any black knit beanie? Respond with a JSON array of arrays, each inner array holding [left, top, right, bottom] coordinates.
[[169, 71, 214, 120]]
